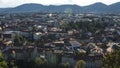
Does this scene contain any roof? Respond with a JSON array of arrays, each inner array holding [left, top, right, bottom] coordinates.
[[53, 41, 64, 44], [69, 41, 81, 47], [3, 34, 12, 38]]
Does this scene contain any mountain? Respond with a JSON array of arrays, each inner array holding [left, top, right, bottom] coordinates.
[[9, 4, 82, 13], [0, 2, 120, 13], [6, 3, 46, 13], [0, 8, 12, 12], [83, 2, 107, 13], [46, 5, 82, 13], [107, 2, 120, 13]]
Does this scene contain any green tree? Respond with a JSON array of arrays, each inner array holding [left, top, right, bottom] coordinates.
[[0, 61, 7, 68], [75, 60, 86, 68], [0, 51, 3, 59], [0, 50, 7, 68], [34, 57, 48, 68], [61, 22, 68, 31], [35, 57, 43, 65], [9, 60, 17, 68], [103, 50, 120, 68], [60, 62, 70, 68]]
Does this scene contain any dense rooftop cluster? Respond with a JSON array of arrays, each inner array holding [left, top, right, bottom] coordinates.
[[0, 13, 120, 68]]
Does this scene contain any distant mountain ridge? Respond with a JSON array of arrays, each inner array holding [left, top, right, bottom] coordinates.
[[0, 2, 120, 13]]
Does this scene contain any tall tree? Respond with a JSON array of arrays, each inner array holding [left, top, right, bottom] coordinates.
[[103, 50, 120, 68], [0, 50, 7, 68], [75, 60, 86, 68]]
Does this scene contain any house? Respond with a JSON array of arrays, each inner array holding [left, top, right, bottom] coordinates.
[[33, 32, 42, 41], [2, 31, 20, 41], [69, 40, 82, 51], [106, 42, 120, 53]]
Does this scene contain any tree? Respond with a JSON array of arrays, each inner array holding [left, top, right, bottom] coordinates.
[[75, 51, 87, 60], [14, 34, 23, 46], [9, 60, 17, 68], [0, 61, 7, 68], [34, 57, 48, 68], [0, 51, 3, 60], [75, 60, 86, 68], [35, 57, 43, 66], [60, 62, 70, 68], [0, 50, 7, 68], [103, 50, 120, 68], [60, 22, 68, 31]]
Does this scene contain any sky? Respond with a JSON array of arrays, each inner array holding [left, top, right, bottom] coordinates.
[[0, 0, 120, 8]]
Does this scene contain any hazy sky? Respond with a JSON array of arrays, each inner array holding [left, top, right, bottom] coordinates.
[[0, 0, 120, 8]]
